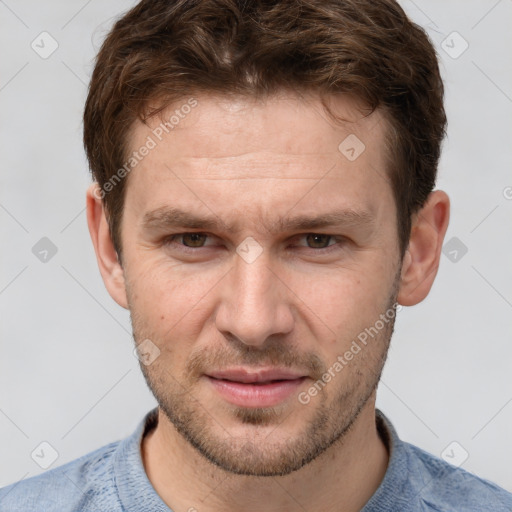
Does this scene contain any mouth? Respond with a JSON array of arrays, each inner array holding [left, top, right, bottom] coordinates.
[[205, 368, 308, 408]]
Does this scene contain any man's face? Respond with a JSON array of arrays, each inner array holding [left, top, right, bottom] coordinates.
[[120, 93, 402, 476]]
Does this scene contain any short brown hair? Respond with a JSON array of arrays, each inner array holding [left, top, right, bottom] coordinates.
[[84, 0, 446, 262]]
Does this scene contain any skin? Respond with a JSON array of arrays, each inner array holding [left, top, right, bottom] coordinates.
[[86, 92, 450, 512]]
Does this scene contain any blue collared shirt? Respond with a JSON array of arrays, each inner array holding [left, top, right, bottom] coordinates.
[[1, 408, 511, 511]]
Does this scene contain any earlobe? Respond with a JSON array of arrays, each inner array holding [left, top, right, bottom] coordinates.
[[86, 183, 129, 309], [397, 190, 450, 307]]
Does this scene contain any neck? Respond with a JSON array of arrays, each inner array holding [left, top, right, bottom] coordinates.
[[141, 397, 389, 512]]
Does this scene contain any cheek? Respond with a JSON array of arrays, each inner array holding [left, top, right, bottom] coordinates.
[[288, 265, 387, 335], [127, 259, 223, 335], [127, 266, 222, 377]]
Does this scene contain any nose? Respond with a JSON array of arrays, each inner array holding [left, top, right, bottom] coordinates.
[[214, 251, 294, 347]]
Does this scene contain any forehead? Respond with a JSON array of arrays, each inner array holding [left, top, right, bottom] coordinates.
[[132, 93, 386, 162], [123, 92, 393, 225]]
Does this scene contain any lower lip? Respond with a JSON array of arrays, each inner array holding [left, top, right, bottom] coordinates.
[[206, 376, 307, 408]]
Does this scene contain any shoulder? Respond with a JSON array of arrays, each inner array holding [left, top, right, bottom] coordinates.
[[0, 440, 124, 512], [404, 441, 512, 511], [368, 410, 512, 512]]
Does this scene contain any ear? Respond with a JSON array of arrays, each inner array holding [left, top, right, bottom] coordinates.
[[397, 190, 450, 306], [86, 183, 128, 309]]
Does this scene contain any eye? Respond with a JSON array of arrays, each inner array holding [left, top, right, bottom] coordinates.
[[178, 233, 208, 247], [302, 234, 336, 249], [162, 232, 346, 256], [293, 233, 346, 252], [163, 232, 213, 250]]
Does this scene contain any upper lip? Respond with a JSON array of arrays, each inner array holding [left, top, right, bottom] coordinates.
[[207, 368, 307, 383]]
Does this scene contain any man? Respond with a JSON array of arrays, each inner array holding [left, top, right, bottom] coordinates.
[[1, 0, 511, 510]]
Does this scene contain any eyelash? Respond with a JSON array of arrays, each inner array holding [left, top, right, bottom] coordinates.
[[162, 233, 347, 255]]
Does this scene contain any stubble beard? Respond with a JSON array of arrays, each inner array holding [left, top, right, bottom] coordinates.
[[131, 272, 400, 477]]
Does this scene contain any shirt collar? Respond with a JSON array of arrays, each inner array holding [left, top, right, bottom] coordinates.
[[114, 407, 410, 512], [115, 407, 170, 512]]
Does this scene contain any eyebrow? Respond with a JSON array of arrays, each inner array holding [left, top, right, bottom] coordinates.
[[141, 206, 376, 234]]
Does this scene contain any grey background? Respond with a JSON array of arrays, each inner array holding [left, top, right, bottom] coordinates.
[[1, 0, 511, 493]]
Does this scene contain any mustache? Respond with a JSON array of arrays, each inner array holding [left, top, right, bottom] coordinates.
[[186, 342, 326, 380]]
